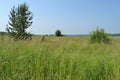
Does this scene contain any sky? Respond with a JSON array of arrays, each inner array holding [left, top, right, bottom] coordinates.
[[0, 0, 120, 35]]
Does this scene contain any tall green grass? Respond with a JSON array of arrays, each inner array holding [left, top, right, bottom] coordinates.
[[0, 36, 120, 80]]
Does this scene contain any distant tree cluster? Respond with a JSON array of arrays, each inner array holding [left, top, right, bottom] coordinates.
[[6, 3, 33, 40], [0, 32, 7, 35], [107, 33, 120, 36]]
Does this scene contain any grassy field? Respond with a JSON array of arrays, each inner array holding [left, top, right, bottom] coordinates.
[[0, 36, 120, 80]]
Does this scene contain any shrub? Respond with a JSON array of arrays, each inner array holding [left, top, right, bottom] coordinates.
[[55, 29, 62, 36], [90, 28, 110, 44]]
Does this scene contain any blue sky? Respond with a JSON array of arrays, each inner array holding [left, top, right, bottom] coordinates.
[[0, 0, 120, 35]]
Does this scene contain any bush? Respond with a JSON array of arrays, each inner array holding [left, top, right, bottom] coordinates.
[[90, 28, 110, 44], [55, 29, 62, 36]]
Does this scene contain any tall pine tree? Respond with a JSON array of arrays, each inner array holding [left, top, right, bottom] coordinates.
[[6, 3, 33, 40]]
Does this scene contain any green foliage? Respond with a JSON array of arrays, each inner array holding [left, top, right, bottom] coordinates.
[[90, 28, 111, 44], [108, 33, 120, 36], [6, 3, 33, 40], [55, 29, 62, 36]]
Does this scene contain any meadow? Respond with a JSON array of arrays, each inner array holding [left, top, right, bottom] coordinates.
[[0, 36, 120, 80]]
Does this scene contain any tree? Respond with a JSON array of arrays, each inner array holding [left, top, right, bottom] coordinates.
[[6, 3, 33, 40], [89, 27, 111, 44], [55, 29, 62, 36]]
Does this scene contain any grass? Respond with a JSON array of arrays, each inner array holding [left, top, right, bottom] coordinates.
[[0, 35, 120, 80]]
